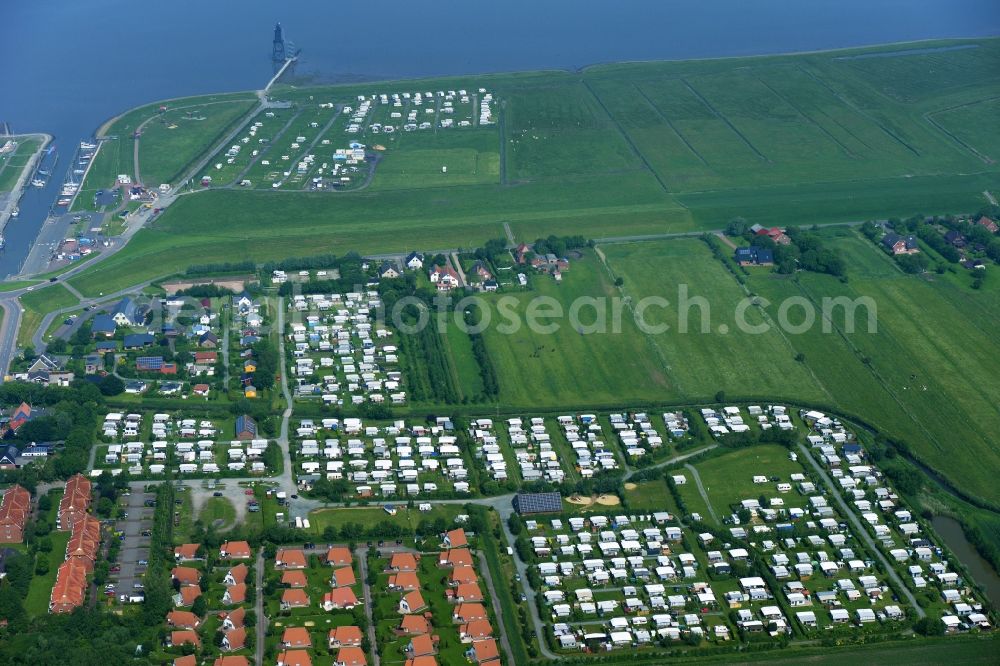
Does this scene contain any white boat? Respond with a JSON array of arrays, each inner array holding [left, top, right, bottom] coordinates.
[[31, 179, 46, 187], [80, 141, 97, 150], [10, 207, 18, 217]]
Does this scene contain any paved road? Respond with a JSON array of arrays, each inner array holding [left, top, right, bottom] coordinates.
[[684, 462, 719, 523], [797, 443, 926, 618], [356, 547, 380, 666], [273, 298, 299, 506], [622, 444, 717, 481], [254, 548, 266, 666], [477, 551, 516, 665], [0, 299, 22, 378]]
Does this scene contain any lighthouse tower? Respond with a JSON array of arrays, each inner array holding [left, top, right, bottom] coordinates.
[[272, 23, 286, 63]]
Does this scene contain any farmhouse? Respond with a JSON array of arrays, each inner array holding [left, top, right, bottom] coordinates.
[[734, 246, 774, 266], [881, 233, 919, 255]]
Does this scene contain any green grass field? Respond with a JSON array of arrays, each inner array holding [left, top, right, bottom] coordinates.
[[683, 445, 806, 519], [602, 238, 828, 403], [17, 283, 80, 347], [138, 99, 256, 186], [23, 530, 70, 616], [74, 92, 256, 207], [307, 504, 464, 535], [0, 137, 44, 193], [478, 250, 674, 408], [198, 496, 237, 529], [69, 38, 1000, 291]]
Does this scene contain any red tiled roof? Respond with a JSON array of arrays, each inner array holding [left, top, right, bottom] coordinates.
[[328, 625, 363, 647]]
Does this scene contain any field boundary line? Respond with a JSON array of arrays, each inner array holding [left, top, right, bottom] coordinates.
[[581, 79, 673, 193], [789, 277, 945, 454], [754, 76, 859, 158], [593, 245, 682, 393], [796, 65, 921, 156], [922, 97, 1000, 164], [680, 77, 769, 162], [632, 83, 710, 166]]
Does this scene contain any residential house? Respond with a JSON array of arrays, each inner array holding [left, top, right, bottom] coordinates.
[[468, 638, 499, 664], [111, 297, 141, 327], [171, 566, 201, 586], [0, 485, 29, 543], [281, 588, 310, 609], [328, 625, 363, 649], [282, 626, 313, 648], [389, 552, 418, 572], [978, 216, 999, 234], [0, 444, 19, 470], [234, 416, 259, 445], [174, 543, 201, 561], [882, 233, 920, 255], [282, 570, 308, 588], [734, 246, 774, 266], [752, 225, 792, 245], [91, 314, 116, 337], [167, 610, 201, 630], [221, 607, 246, 631], [275, 548, 307, 569], [405, 252, 424, 270], [428, 265, 460, 291], [398, 614, 430, 635], [223, 584, 246, 605], [222, 627, 246, 651], [334, 647, 367, 666], [379, 261, 401, 279], [399, 590, 427, 614], [276, 650, 312, 666], [331, 566, 356, 588], [326, 546, 352, 567], [452, 602, 487, 624], [220, 541, 252, 559], [123, 333, 155, 350], [322, 587, 359, 611], [49, 560, 87, 613]]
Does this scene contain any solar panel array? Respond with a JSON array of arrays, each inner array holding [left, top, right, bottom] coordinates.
[[513, 492, 562, 515]]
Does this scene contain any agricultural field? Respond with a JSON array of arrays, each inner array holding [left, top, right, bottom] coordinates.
[[69, 38, 1000, 294], [601, 238, 828, 403], [477, 250, 675, 409]]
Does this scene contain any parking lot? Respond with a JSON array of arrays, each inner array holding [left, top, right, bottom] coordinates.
[[107, 490, 154, 602]]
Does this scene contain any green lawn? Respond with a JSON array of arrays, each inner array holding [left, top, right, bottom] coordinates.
[[17, 283, 80, 347], [24, 530, 71, 617], [684, 444, 806, 518], [0, 136, 43, 193], [198, 496, 237, 529], [622, 479, 672, 512], [138, 99, 256, 186], [307, 504, 464, 535]]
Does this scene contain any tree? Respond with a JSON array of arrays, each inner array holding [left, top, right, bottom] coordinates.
[[726, 217, 749, 237], [191, 595, 207, 617], [99, 375, 125, 396]]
